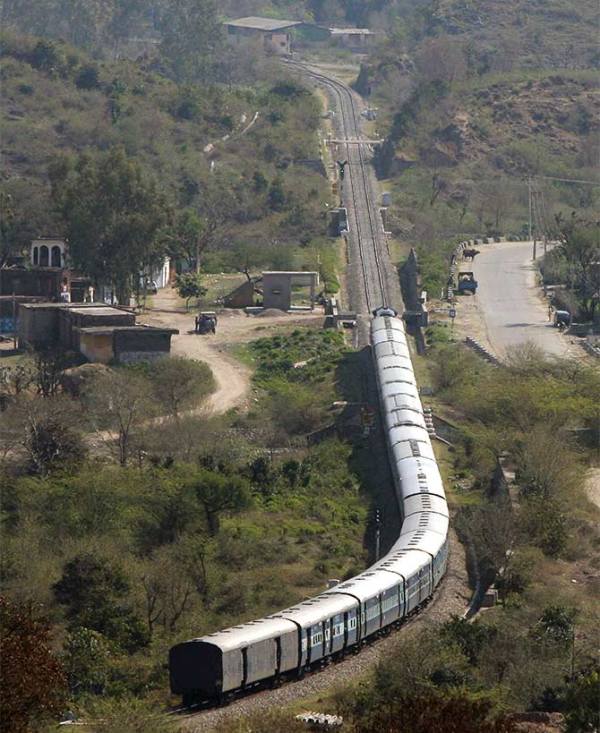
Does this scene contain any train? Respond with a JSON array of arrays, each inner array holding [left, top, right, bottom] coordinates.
[[169, 307, 449, 704]]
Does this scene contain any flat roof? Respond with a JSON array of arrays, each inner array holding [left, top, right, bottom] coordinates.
[[262, 271, 318, 276], [68, 306, 130, 317], [19, 301, 124, 310], [77, 326, 178, 335], [329, 27, 375, 35], [224, 16, 301, 31]]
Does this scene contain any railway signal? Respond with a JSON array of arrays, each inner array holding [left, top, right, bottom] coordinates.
[[337, 160, 348, 180]]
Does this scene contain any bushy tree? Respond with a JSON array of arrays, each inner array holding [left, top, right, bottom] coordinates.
[[147, 357, 215, 421], [50, 147, 169, 303], [174, 272, 207, 310], [185, 468, 251, 535], [158, 0, 223, 83], [0, 597, 67, 733], [53, 554, 148, 652], [62, 627, 112, 696]]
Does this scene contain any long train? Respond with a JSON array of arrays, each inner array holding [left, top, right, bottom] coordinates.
[[169, 308, 449, 703]]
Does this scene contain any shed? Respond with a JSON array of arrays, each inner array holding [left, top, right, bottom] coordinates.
[[77, 325, 178, 364], [60, 305, 135, 351], [224, 16, 301, 55]]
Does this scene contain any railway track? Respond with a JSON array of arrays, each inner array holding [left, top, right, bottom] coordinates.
[[286, 60, 391, 316]]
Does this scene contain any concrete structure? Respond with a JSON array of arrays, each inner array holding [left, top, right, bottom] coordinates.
[[1, 267, 65, 300], [78, 325, 177, 364], [223, 278, 259, 308], [329, 28, 376, 52], [31, 238, 67, 269], [17, 301, 177, 363], [59, 305, 135, 351], [262, 271, 319, 311], [224, 17, 301, 55]]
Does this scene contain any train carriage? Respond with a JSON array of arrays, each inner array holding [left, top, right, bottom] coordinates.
[[169, 309, 450, 703]]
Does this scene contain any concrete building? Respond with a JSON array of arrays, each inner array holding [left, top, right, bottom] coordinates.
[[17, 301, 177, 363], [224, 17, 301, 55], [329, 27, 376, 52], [262, 271, 319, 311], [31, 238, 67, 269], [78, 325, 178, 364]]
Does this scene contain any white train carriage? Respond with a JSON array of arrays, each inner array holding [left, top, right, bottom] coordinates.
[[169, 616, 299, 699], [273, 593, 359, 666], [169, 309, 450, 702], [327, 569, 406, 635]]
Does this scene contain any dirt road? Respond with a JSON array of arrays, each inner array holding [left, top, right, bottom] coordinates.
[[142, 287, 323, 414]]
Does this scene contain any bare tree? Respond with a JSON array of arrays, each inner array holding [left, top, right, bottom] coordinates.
[[84, 368, 156, 466]]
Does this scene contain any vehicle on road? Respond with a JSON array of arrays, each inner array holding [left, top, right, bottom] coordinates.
[[553, 310, 571, 329], [457, 271, 478, 294], [169, 309, 448, 705], [195, 311, 217, 334]]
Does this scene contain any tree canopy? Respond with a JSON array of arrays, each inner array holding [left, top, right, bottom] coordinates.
[[50, 147, 169, 303]]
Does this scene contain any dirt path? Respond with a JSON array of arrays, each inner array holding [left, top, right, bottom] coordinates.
[[142, 287, 323, 414]]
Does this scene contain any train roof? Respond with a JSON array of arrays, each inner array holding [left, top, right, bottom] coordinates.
[[370, 544, 432, 576], [326, 567, 402, 602], [403, 493, 449, 519], [195, 616, 298, 652], [400, 512, 449, 537], [389, 529, 448, 557], [272, 592, 357, 628]]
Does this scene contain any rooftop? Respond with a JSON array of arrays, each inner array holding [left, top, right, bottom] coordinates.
[[77, 325, 179, 335], [224, 16, 301, 32], [329, 27, 375, 35]]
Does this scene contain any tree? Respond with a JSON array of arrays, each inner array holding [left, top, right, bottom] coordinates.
[[555, 213, 600, 321], [162, 208, 203, 272], [186, 468, 250, 535], [53, 554, 148, 652], [62, 627, 112, 696], [158, 0, 223, 83], [84, 368, 156, 466], [0, 597, 67, 733], [148, 357, 215, 421], [50, 148, 169, 304], [5, 394, 86, 476], [564, 668, 600, 733], [174, 272, 207, 311]]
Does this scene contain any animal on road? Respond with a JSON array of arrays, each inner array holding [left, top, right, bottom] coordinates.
[[462, 248, 480, 261]]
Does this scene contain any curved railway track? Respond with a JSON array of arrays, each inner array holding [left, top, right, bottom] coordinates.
[[287, 60, 389, 314], [164, 62, 461, 730]]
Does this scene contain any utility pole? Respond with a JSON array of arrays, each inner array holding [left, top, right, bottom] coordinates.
[[528, 176, 533, 242]]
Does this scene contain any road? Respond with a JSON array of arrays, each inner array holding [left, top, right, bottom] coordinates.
[[471, 240, 570, 358]]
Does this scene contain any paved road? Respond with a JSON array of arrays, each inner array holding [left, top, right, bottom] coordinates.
[[472, 240, 570, 358]]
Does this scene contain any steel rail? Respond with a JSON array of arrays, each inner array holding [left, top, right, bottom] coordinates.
[[288, 60, 388, 311]]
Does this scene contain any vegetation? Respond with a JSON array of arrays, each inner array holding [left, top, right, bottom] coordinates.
[[1, 31, 334, 289], [0, 328, 375, 725]]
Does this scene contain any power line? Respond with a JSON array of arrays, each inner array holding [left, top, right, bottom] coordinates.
[[535, 175, 600, 186]]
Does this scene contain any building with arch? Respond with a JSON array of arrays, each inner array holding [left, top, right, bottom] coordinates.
[[31, 238, 67, 269]]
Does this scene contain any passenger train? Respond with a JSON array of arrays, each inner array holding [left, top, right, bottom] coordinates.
[[169, 308, 449, 703]]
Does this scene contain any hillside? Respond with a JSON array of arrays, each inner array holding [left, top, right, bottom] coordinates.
[[424, 0, 599, 71], [0, 32, 331, 272], [350, 0, 600, 290]]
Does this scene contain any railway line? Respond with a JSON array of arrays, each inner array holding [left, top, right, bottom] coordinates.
[[166, 63, 456, 729], [286, 60, 400, 321]]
